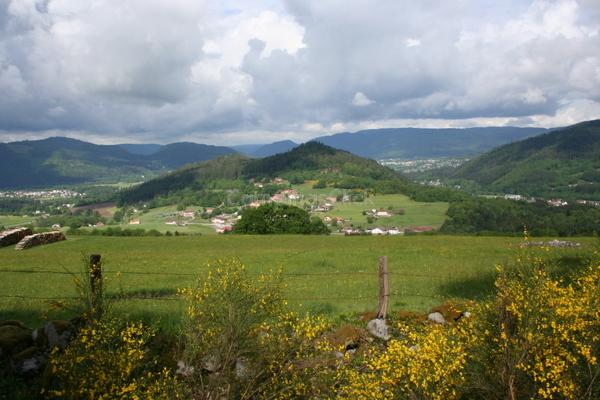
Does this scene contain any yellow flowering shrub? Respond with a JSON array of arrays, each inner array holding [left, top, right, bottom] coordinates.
[[462, 254, 600, 399], [179, 258, 286, 398], [256, 312, 334, 399], [179, 259, 338, 399], [45, 318, 183, 399], [335, 249, 599, 400], [336, 322, 469, 400]]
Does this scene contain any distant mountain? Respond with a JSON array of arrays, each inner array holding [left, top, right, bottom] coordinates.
[[0, 137, 237, 188], [118, 143, 162, 156], [231, 144, 263, 155], [451, 120, 600, 199], [120, 142, 414, 204], [232, 140, 298, 157], [251, 140, 298, 157], [148, 142, 236, 168], [312, 127, 547, 159]]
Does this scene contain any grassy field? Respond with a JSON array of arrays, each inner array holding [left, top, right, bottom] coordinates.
[[282, 183, 449, 229], [0, 215, 34, 228], [85, 205, 216, 235], [1, 234, 594, 331]]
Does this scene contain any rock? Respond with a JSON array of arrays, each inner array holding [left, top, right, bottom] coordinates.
[[235, 358, 248, 378], [367, 319, 390, 341], [0, 320, 28, 329], [15, 231, 66, 250], [327, 325, 369, 351], [427, 312, 446, 324], [201, 355, 219, 372], [176, 360, 195, 377], [429, 301, 471, 323], [11, 346, 45, 374], [44, 320, 72, 349], [0, 324, 33, 357], [0, 227, 32, 247]]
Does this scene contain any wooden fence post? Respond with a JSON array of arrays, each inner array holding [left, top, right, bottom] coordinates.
[[376, 256, 389, 319], [89, 254, 103, 319]]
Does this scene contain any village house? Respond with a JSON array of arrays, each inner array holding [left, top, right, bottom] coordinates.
[[51, 224, 61, 229], [94, 222, 104, 227], [408, 226, 434, 233], [323, 216, 333, 223], [211, 217, 226, 225], [165, 220, 177, 225], [216, 225, 233, 234], [375, 210, 392, 218], [548, 199, 568, 207], [249, 201, 262, 208], [387, 228, 404, 236], [204, 207, 214, 214], [325, 196, 337, 203], [271, 193, 284, 201], [180, 210, 196, 219], [128, 219, 140, 225], [370, 228, 386, 235]]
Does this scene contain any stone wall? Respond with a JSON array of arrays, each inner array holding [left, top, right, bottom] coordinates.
[[15, 231, 66, 250], [0, 227, 33, 247]]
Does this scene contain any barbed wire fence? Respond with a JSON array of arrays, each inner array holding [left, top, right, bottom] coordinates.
[[0, 255, 455, 315]]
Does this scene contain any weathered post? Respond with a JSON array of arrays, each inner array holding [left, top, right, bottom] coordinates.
[[89, 254, 103, 319], [376, 256, 389, 319]]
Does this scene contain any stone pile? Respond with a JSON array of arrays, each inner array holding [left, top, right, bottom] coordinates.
[[14, 231, 66, 250], [523, 239, 581, 248], [0, 227, 32, 247], [0, 320, 73, 374]]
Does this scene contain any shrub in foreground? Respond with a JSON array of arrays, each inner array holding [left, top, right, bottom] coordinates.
[[45, 318, 183, 399]]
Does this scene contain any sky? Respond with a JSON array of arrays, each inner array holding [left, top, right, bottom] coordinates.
[[0, 0, 599, 145]]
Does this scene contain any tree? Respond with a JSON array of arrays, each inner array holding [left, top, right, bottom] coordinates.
[[234, 203, 329, 234]]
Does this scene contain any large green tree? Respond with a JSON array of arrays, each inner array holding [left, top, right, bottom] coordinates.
[[234, 203, 329, 234]]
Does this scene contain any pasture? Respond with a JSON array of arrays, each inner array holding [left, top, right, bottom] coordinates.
[[0, 234, 594, 331], [0, 215, 34, 228]]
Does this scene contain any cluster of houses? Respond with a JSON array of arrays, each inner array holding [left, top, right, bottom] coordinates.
[[0, 189, 84, 200], [164, 209, 198, 227], [342, 225, 434, 236], [270, 188, 301, 202], [487, 194, 600, 208], [210, 212, 240, 234], [364, 208, 394, 218]]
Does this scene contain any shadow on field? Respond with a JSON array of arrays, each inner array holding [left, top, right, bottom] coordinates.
[[437, 272, 497, 301], [438, 253, 594, 302], [551, 255, 591, 275]]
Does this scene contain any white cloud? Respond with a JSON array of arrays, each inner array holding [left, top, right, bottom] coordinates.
[[352, 91, 375, 106], [0, 0, 599, 144], [404, 38, 421, 48]]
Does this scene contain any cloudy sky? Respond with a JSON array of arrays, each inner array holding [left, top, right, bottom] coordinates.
[[1, 0, 599, 145]]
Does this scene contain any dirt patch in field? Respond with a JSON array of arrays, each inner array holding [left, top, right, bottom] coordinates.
[[73, 202, 116, 218]]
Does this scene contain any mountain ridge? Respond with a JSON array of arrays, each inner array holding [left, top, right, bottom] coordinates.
[[450, 119, 600, 199]]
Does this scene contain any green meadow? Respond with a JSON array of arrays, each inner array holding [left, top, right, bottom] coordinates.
[[277, 183, 449, 229], [0, 215, 35, 228], [0, 234, 594, 331]]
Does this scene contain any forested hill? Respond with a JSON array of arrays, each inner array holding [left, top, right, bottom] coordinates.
[[451, 119, 600, 199], [120, 142, 461, 204], [0, 137, 237, 188], [313, 126, 546, 159]]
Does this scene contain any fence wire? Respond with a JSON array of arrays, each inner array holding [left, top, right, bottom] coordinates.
[[0, 264, 450, 304]]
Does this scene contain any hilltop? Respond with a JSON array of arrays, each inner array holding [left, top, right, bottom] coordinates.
[[451, 120, 600, 199], [0, 137, 236, 188], [119, 142, 419, 204]]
